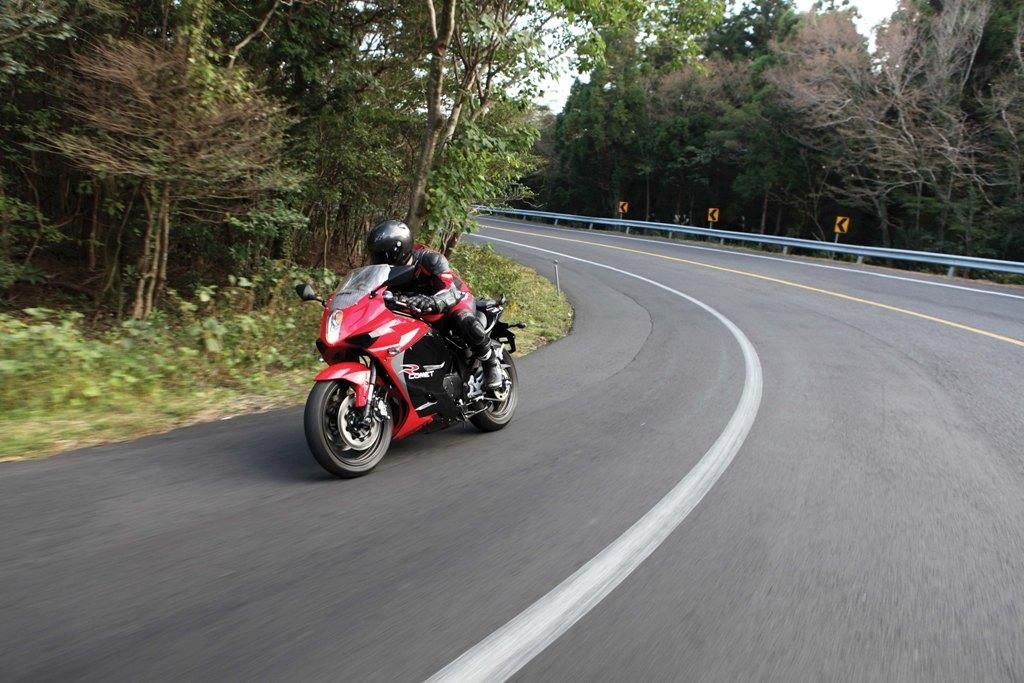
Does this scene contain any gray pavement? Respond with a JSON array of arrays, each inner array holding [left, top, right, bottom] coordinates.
[[1, 217, 1022, 680]]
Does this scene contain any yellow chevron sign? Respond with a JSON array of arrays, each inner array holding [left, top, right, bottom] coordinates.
[[835, 216, 851, 234], [618, 201, 629, 214], [707, 207, 720, 223]]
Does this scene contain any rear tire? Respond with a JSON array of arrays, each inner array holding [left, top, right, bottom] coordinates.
[[304, 380, 392, 478], [470, 350, 518, 432]]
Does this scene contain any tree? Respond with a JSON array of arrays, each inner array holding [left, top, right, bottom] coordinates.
[[546, 43, 644, 216], [769, 1, 997, 249], [0, 0, 73, 84], [50, 39, 295, 318], [977, 5, 1024, 259], [404, 0, 724, 238], [769, 10, 911, 245], [704, 0, 799, 60]]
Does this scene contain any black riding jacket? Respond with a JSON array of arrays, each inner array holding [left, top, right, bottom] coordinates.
[[400, 246, 468, 310]]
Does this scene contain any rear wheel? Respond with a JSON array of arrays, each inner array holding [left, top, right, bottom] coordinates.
[[470, 350, 518, 432], [304, 380, 392, 478]]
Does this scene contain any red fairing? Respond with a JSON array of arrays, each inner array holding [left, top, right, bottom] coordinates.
[[314, 362, 371, 407], [319, 293, 396, 347], [392, 407, 433, 440], [315, 286, 438, 440]]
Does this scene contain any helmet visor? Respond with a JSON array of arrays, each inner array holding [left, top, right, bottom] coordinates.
[[370, 246, 405, 265]]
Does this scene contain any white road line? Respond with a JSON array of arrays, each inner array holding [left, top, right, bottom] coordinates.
[[429, 236, 764, 682], [479, 216, 1024, 302]]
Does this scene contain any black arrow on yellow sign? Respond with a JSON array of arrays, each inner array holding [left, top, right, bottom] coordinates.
[[834, 216, 850, 234]]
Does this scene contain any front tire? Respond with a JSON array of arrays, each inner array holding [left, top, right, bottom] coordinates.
[[304, 380, 392, 478], [470, 350, 518, 432]]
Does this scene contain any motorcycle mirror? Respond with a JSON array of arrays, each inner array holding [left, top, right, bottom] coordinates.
[[295, 283, 324, 305]]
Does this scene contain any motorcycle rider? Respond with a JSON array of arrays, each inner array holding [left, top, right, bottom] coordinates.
[[366, 219, 504, 393]]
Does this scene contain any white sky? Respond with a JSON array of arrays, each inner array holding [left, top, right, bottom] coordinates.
[[797, 0, 899, 38], [535, 0, 899, 112]]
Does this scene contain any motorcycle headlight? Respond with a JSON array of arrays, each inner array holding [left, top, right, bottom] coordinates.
[[325, 309, 344, 344]]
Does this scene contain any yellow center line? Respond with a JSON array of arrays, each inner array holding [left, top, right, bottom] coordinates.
[[483, 224, 1024, 349]]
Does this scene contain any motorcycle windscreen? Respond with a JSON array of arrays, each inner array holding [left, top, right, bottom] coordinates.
[[330, 264, 391, 310]]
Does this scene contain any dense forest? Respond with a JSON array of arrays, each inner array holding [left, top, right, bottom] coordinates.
[[535, 0, 1024, 261], [3, 0, 1023, 326], [0, 0, 720, 318]]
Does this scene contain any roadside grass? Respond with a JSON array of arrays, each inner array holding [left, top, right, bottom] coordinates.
[[0, 247, 571, 461], [450, 242, 572, 354]]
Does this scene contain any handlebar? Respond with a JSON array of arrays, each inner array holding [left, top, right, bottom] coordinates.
[[382, 291, 422, 315]]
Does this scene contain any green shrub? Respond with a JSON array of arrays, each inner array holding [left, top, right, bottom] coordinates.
[[449, 242, 524, 297], [0, 261, 336, 416]]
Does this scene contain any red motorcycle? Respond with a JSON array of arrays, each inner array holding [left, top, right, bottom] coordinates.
[[295, 264, 522, 477]]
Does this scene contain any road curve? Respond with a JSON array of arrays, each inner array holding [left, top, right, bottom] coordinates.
[[2, 216, 1023, 680]]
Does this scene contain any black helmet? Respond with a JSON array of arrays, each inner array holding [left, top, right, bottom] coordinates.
[[367, 219, 413, 265]]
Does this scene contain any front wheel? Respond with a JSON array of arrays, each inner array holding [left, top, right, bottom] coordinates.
[[470, 350, 519, 432], [304, 380, 392, 478]]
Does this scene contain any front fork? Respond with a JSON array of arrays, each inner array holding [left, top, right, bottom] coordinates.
[[360, 363, 377, 426], [357, 363, 390, 428]]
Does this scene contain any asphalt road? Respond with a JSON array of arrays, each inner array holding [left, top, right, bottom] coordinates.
[[2, 217, 1023, 681]]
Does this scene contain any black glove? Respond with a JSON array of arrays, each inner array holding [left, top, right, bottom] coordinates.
[[403, 294, 437, 313]]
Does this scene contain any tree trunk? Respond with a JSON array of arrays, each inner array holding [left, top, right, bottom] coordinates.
[[938, 175, 954, 246], [131, 183, 170, 320], [645, 173, 651, 220], [154, 185, 171, 307], [963, 183, 976, 255], [88, 182, 100, 272], [101, 185, 137, 302], [760, 191, 769, 234], [405, 0, 456, 235], [877, 197, 891, 248], [434, 71, 476, 161], [132, 189, 157, 320], [442, 224, 460, 256], [323, 213, 330, 270], [226, 0, 282, 70], [913, 181, 923, 244]]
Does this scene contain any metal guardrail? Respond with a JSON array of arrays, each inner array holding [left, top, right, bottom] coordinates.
[[476, 207, 1024, 277]]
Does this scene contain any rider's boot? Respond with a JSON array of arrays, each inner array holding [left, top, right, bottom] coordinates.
[[480, 347, 503, 394], [454, 309, 504, 396]]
